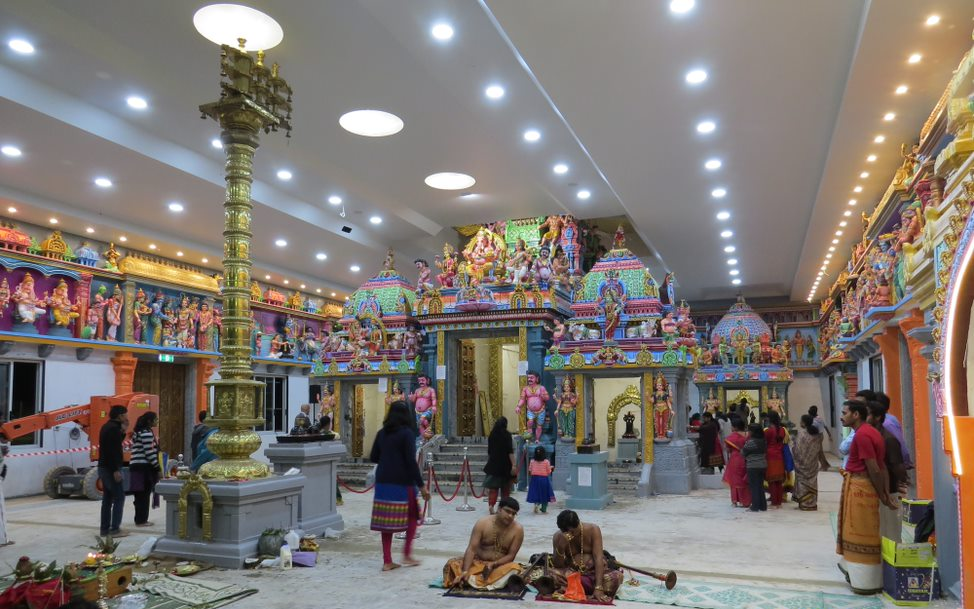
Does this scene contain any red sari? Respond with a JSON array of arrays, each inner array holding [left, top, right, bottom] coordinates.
[[722, 431, 750, 507], [764, 425, 785, 506]]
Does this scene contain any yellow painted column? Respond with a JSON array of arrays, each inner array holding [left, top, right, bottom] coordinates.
[[643, 372, 654, 464], [518, 326, 528, 432], [436, 330, 445, 435]]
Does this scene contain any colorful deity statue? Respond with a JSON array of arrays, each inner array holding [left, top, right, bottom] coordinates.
[[105, 285, 123, 341], [533, 246, 554, 286], [318, 385, 336, 423], [175, 295, 194, 348], [660, 311, 678, 338], [791, 330, 805, 362], [703, 387, 720, 414], [414, 258, 434, 294], [88, 285, 108, 339], [251, 281, 262, 301], [147, 292, 168, 345], [613, 225, 626, 250], [131, 289, 150, 343], [197, 302, 215, 351], [161, 301, 178, 347], [600, 288, 622, 342], [435, 243, 459, 288], [676, 300, 696, 340], [506, 239, 532, 284], [287, 290, 303, 310], [551, 249, 570, 286], [463, 228, 505, 285], [403, 326, 422, 359], [538, 214, 567, 251], [545, 318, 568, 348], [516, 370, 550, 442], [11, 272, 47, 326], [46, 279, 78, 328], [0, 278, 9, 318], [410, 375, 438, 440], [555, 376, 577, 439], [873, 276, 892, 308], [102, 242, 121, 271], [385, 380, 405, 413], [894, 204, 922, 252], [652, 372, 673, 439], [766, 388, 785, 418]]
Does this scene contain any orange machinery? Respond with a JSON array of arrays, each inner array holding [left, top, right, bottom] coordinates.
[[0, 393, 159, 499]]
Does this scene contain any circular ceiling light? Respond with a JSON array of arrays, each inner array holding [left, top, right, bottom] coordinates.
[[275, 238, 287, 247], [523, 129, 541, 142], [6, 206, 16, 213], [316, 288, 321, 293], [211, 138, 223, 149], [729, 269, 739, 276], [283, 279, 289, 285], [431, 23, 454, 41], [716, 211, 730, 220], [300, 284, 306, 289], [731, 278, 742, 286], [883, 113, 895, 122], [711, 188, 727, 198], [839, 221, 848, 227], [835, 230, 843, 236], [86, 227, 95, 233], [176, 251, 184, 257], [874, 135, 886, 143], [696, 120, 716, 134], [425, 172, 476, 190], [126, 96, 148, 110], [350, 265, 361, 273], [844, 210, 852, 217], [202, 258, 209, 263], [723, 245, 736, 253], [908, 53, 922, 64], [193, 4, 284, 51], [577, 189, 591, 200], [853, 186, 863, 193], [866, 154, 877, 162], [328, 195, 342, 205], [168, 202, 184, 212], [925, 14, 941, 26], [48, 217, 58, 225], [1, 145, 22, 158], [720, 230, 733, 238], [315, 252, 327, 260], [148, 243, 157, 250], [848, 199, 857, 206], [832, 239, 839, 244], [552, 163, 569, 175], [829, 246, 835, 252], [370, 215, 382, 225], [94, 177, 113, 188], [895, 85, 908, 95], [265, 274, 271, 280], [685, 69, 707, 85], [859, 171, 869, 178], [339, 109, 404, 137], [485, 85, 505, 100], [704, 158, 721, 170], [726, 258, 738, 265], [119, 236, 128, 242], [669, 0, 695, 14], [276, 169, 293, 181], [8, 38, 35, 55]]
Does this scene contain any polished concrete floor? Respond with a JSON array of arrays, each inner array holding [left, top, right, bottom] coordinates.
[[0, 467, 957, 608]]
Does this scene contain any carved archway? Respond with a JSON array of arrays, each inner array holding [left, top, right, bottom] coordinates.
[[178, 474, 213, 541], [606, 384, 641, 447]]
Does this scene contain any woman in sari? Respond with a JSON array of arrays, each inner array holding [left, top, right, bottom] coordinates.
[[793, 414, 823, 510], [722, 417, 750, 508], [764, 411, 786, 508]]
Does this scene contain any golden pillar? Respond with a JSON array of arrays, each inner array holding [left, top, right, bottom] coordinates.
[[198, 44, 293, 479]]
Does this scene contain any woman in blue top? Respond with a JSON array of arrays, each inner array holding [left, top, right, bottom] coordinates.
[[370, 400, 430, 571]]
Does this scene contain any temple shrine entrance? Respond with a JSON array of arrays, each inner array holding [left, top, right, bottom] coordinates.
[[450, 334, 520, 438], [133, 360, 187, 457]]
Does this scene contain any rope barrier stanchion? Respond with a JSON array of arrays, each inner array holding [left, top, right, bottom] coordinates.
[[422, 449, 441, 525], [456, 446, 476, 511], [336, 475, 374, 494]]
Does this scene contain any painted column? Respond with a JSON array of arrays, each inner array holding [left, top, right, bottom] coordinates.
[[943, 415, 974, 601], [195, 359, 218, 420], [435, 330, 445, 436], [873, 326, 903, 419], [573, 373, 585, 447], [899, 310, 934, 498], [641, 371, 654, 463], [111, 351, 138, 395], [122, 280, 137, 344], [664, 368, 689, 441]]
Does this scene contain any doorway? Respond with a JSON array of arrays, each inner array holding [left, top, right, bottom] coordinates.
[[453, 335, 519, 437], [0, 360, 44, 445], [133, 361, 187, 457]]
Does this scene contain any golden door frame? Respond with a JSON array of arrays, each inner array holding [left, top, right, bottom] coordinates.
[[606, 385, 641, 448]]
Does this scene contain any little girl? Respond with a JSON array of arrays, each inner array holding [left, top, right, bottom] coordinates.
[[526, 445, 555, 514]]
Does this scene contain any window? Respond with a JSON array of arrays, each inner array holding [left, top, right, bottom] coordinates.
[[869, 356, 884, 393], [0, 361, 44, 445], [254, 375, 287, 432]]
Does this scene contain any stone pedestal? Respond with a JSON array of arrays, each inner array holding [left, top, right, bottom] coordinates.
[[616, 438, 639, 463], [264, 440, 346, 535], [566, 451, 612, 510], [552, 437, 575, 492], [154, 475, 305, 569], [652, 439, 698, 495]]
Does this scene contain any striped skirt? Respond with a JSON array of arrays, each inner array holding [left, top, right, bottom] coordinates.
[[370, 483, 419, 533]]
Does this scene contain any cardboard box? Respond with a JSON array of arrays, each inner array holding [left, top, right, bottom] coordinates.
[[882, 561, 941, 606], [902, 522, 917, 544], [882, 537, 935, 569], [901, 499, 932, 525]]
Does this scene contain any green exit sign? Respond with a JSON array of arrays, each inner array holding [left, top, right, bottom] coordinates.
[[158, 354, 175, 363]]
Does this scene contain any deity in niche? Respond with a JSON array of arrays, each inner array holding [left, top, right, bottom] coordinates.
[[622, 411, 638, 439], [47, 279, 78, 328], [533, 246, 554, 286], [505, 239, 532, 284], [652, 372, 673, 440], [414, 258, 434, 294], [12, 272, 47, 326], [766, 388, 785, 419], [132, 289, 150, 343], [703, 387, 720, 414], [791, 330, 805, 362], [385, 380, 405, 412], [435, 243, 459, 287], [410, 375, 438, 440], [463, 229, 503, 284], [555, 376, 577, 439], [516, 370, 549, 442], [318, 385, 336, 423], [197, 302, 215, 351], [89, 285, 108, 339], [176, 295, 194, 349], [105, 285, 123, 341]]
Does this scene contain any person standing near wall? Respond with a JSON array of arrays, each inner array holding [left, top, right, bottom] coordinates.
[[98, 405, 129, 537], [741, 423, 767, 512], [129, 412, 161, 528], [190, 411, 209, 463], [867, 401, 907, 543], [484, 417, 516, 515], [808, 405, 832, 471]]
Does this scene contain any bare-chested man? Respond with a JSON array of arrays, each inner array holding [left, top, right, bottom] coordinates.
[[443, 497, 525, 591], [548, 510, 623, 602]]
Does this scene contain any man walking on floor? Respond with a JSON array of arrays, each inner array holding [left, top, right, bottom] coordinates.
[[98, 405, 129, 538]]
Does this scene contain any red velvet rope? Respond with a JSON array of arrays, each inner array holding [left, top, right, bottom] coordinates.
[[336, 475, 375, 494], [464, 460, 485, 498], [430, 464, 464, 502]]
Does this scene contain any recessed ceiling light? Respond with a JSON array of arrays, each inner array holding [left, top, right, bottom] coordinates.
[[696, 120, 716, 134], [119, 236, 128, 242], [835, 230, 843, 236], [523, 129, 541, 142], [866, 154, 877, 162], [176, 251, 184, 257], [148, 243, 157, 250], [925, 14, 941, 26], [193, 4, 283, 50], [168, 202, 184, 212], [860, 171, 869, 178], [685, 69, 707, 85], [276, 169, 293, 181], [328, 195, 343, 205], [300, 283, 306, 289], [339, 109, 404, 137], [895, 85, 908, 95], [577, 189, 591, 200], [669, 0, 695, 14], [265, 274, 271, 280], [882, 113, 896, 122], [485, 85, 505, 100], [7, 39, 35, 55], [211, 138, 223, 149], [350, 265, 360, 272], [720, 230, 733, 238], [316, 252, 327, 261], [711, 188, 727, 198], [716, 211, 730, 220], [1, 145, 22, 158], [425, 172, 476, 190], [907, 53, 922, 65], [832, 239, 839, 244], [826, 253, 833, 259], [874, 135, 886, 144], [316, 288, 322, 293], [853, 185, 863, 193], [331, 292, 336, 297], [724, 245, 736, 253], [729, 269, 740, 276], [844, 210, 852, 217], [731, 278, 742, 286], [283, 279, 289, 285], [727, 258, 738, 265], [839, 221, 848, 227], [126, 96, 148, 110], [49, 217, 58, 225], [86, 227, 95, 234], [553, 163, 569, 175], [829, 246, 836, 252], [202, 257, 208, 263], [6, 206, 16, 213], [848, 199, 857, 206], [431, 22, 454, 41], [94, 177, 113, 188], [370, 215, 382, 225], [275, 239, 287, 247], [704, 158, 722, 171]]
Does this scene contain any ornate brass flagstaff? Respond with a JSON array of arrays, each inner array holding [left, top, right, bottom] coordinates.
[[197, 41, 293, 479]]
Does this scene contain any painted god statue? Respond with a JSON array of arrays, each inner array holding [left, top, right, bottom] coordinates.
[[551, 250, 570, 286], [463, 228, 505, 285], [317, 385, 336, 424], [0, 278, 9, 317], [414, 258, 434, 294], [893, 205, 922, 252], [105, 285, 123, 341], [791, 330, 805, 363], [538, 214, 567, 250], [506, 238, 532, 284], [703, 387, 720, 414], [652, 372, 673, 440], [533, 246, 554, 286], [660, 311, 678, 338], [410, 375, 437, 440], [545, 318, 567, 348], [385, 380, 405, 412], [622, 411, 638, 439], [132, 289, 150, 343], [555, 376, 577, 439], [197, 302, 215, 351], [767, 388, 785, 418], [47, 279, 78, 328], [102, 243, 120, 271], [516, 370, 550, 442], [12, 272, 47, 326], [435, 243, 459, 288]]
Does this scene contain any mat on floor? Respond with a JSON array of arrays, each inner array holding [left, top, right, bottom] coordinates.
[[616, 577, 885, 609], [432, 577, 528, 600], [136, 574, 257, 609]]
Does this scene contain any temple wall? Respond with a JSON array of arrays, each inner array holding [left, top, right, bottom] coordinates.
[[592, 376, 643, 462]]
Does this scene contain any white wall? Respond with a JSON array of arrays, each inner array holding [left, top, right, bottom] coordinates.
[[501, 346, 520, 430], [255, 370, 310, 461], [788, 374, 832, 451], [3, 346, 116, 497]]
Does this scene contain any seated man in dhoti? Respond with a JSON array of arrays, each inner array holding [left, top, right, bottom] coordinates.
[[541, 510, 624, 603], [443, 497, 526, 592]]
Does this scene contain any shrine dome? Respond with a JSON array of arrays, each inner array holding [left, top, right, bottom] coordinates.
[[710, 295, 772, 343], [341, 255, 417, 321], [571, 230, 662, 319]]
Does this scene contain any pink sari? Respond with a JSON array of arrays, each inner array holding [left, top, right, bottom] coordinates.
[[722, 431, 750, 507]]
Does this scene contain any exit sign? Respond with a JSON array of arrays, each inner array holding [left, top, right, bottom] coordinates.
[[158, 354, 175, 363]]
